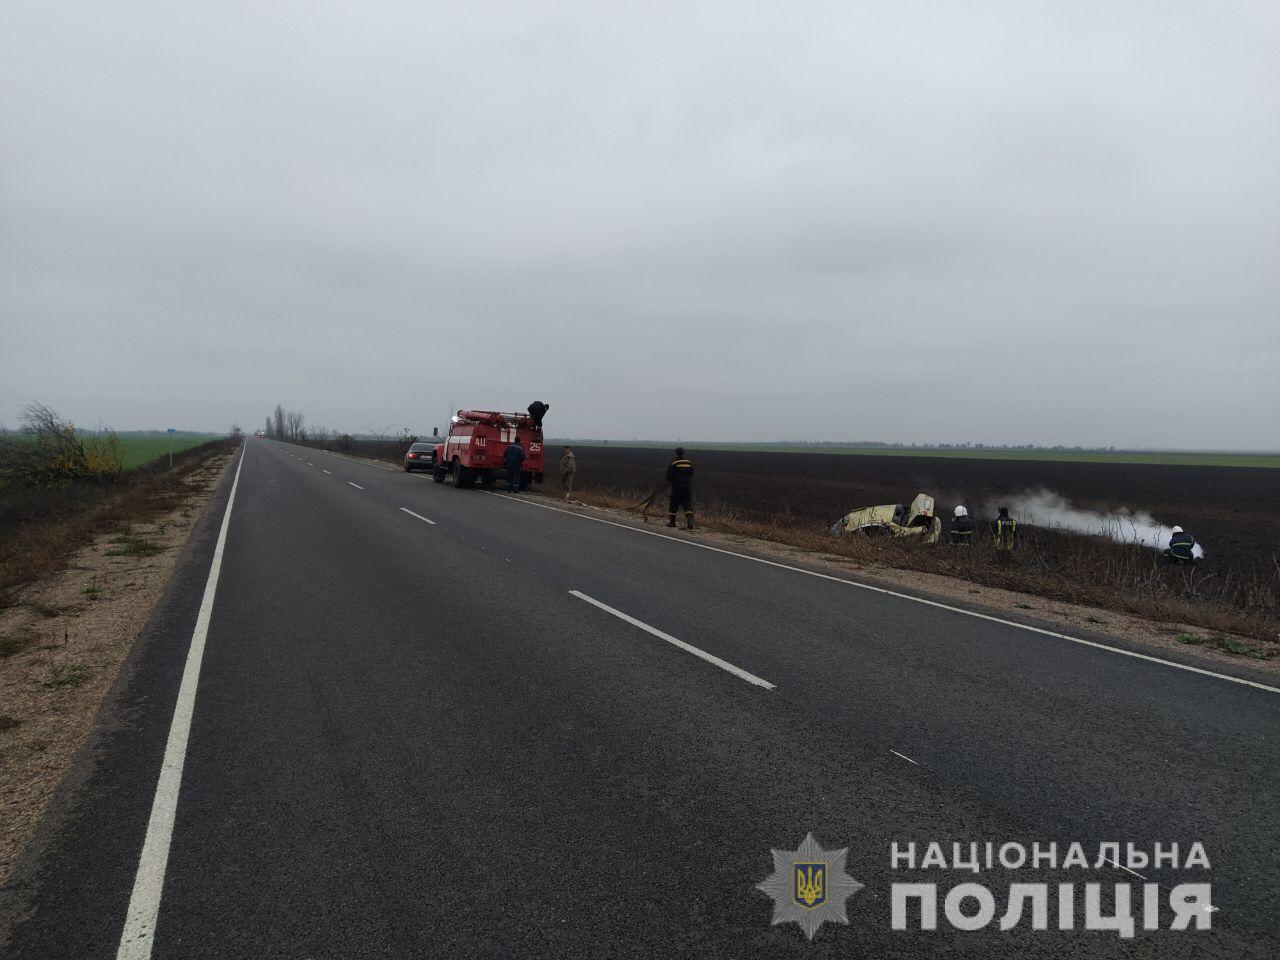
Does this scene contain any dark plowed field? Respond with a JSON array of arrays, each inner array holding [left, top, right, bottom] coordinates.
[[569, 446, 1280, 575]]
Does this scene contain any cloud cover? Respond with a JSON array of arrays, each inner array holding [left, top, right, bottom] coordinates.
[[2, 1, 1277, 446]]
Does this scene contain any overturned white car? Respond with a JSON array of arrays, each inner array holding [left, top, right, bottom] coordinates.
[[830, 493, 942, 544]]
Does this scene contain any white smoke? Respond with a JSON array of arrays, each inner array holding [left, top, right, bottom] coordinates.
[[1000, 490, 1205, 558]]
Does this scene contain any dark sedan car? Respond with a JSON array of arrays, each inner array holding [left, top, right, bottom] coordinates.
[[404, 442, 436, 472]]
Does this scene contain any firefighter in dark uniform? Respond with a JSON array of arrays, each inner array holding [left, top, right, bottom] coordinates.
[[666, 447, 694, 529], [949, 505, 975, 545], [993, 506, 1017, 554], [1164, 526, 1197, 563]]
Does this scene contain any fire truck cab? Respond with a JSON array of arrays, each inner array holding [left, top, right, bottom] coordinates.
[[432, 409, 545, 490]]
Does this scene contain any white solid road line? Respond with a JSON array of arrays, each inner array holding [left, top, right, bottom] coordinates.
[[399, 507, 437, 525], [115, 446, 246, 960], [891, 750, 920, 765], [347, 481, 363, 490], [570, 590, 775, 690], [490, 494, 1280, 696]]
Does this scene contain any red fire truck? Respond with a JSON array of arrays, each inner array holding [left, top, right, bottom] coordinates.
[[432, 410, 545, 489]]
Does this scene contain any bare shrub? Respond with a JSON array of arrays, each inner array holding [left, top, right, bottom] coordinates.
[[0, 403, 122, 487]]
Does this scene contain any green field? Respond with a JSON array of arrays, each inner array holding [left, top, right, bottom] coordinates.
[[0, 431, 224, 479], [117, 434, 223, 468], [554, 441, 1280, 468]]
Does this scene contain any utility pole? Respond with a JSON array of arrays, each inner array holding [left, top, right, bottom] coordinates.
[[167, 427, 175, 468]]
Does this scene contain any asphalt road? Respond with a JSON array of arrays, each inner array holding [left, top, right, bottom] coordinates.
[[4, 439, 1278, 959]]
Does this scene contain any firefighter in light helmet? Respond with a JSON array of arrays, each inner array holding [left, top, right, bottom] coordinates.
[[1164, 525, 1197, 563], [948, 505, 975, 546]]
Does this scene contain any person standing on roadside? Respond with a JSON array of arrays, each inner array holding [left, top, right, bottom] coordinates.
[[666, 447, 694, 530], [560, 446, 577, 496], [503, 439, 526, 493]]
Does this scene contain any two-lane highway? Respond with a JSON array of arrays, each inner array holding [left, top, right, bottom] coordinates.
[[5, 439, 1278, 958]]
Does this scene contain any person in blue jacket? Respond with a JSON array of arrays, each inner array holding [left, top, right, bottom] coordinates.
[[503, 440, 526, 493]]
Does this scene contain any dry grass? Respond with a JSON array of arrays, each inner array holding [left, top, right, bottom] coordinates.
[[567, 484, 1280, 644], [0, 444, 235, 893], [0, 439, 237, 610]]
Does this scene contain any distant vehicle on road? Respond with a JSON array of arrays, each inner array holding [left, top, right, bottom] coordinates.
[[404, 442, 436, 472], [433, 409, 545, 489], [255, 431, 265, 439]]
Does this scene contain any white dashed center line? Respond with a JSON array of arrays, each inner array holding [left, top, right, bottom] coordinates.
[[570, 590, 774, 690], [399, 507, 436, 525]]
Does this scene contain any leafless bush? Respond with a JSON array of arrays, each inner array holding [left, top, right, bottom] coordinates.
[[0, 403, 122, 488]]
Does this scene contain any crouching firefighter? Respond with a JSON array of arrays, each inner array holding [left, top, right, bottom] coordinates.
[[949, 505, 975, 545], [666, 447, 694, 530], [1164, 525, 1197, 564]]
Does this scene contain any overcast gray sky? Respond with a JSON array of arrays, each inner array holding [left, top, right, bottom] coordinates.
[[2, 1, 1277, 447]]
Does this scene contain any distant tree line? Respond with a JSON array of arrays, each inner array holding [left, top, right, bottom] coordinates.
[[264, 404, 311, 442], [263, 404, 358, 451], [262, 405, 425, 458]]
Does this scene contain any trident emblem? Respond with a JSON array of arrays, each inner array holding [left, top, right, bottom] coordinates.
[[794, 863, 826, 908]]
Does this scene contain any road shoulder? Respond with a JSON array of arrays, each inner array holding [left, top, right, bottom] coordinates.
[[0, 444, 239, 952], [518, 491, 1280, 685]]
